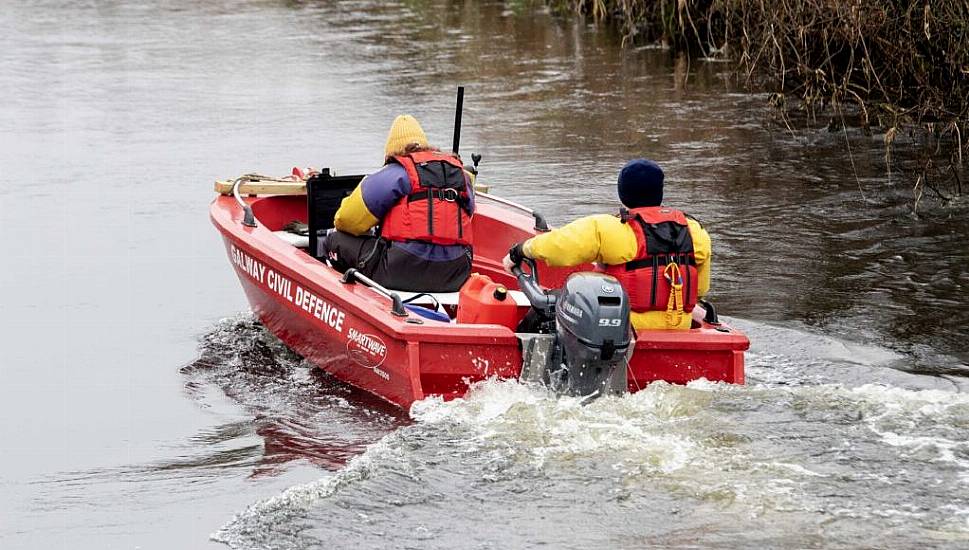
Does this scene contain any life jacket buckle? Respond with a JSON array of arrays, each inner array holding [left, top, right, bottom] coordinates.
[[442, 188, 459, 202]]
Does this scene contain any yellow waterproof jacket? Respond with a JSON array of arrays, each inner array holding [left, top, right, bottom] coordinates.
[[523, 213, 711, 330]]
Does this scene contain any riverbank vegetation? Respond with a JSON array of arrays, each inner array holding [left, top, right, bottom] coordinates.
[[547, 0, 968, 204]]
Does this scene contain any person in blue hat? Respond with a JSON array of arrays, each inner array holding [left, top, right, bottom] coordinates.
[[503, 159, 711, 330]]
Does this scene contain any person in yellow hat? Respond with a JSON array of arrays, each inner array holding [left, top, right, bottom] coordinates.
[[504, 159, 711, 330], [322, 115, 475, 292]]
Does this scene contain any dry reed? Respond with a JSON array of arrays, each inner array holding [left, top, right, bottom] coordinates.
[[549, 0, 969, 202]]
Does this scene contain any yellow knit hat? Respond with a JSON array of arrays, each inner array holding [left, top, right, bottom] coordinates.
[[384, 115, 429, 158]]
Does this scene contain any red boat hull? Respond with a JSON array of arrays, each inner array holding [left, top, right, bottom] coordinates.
[[211, 192, 748, 410]]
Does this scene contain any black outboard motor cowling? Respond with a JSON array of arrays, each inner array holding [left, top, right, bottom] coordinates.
[[549, 273, 632, 397]]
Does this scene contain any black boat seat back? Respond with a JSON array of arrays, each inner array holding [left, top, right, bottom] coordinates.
[[306, 169, 364, 260]]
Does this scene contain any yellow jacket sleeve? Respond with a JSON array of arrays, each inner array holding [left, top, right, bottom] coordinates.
[[522, 214, 639, 266], [687, 218, 711, 298], [333, 182, 379, 236]]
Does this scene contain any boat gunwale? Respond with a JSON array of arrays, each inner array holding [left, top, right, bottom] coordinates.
[[210, 194, 521, 344]]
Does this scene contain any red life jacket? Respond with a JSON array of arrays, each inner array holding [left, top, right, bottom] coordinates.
[[602, 207, 698, 315], [380, 151, 474, 246]]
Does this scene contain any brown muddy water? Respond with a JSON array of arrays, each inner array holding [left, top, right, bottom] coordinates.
[[2, 1, 968, 549]]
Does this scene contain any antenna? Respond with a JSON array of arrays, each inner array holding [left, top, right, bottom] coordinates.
[[451, 86, 464, 155]]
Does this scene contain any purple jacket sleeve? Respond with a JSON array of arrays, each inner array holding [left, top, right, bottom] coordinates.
[[360, 164, 412, 220], [363, 162, 475, 217]]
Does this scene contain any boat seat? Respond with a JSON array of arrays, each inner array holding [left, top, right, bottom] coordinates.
[[393, 289, 531, 307], [273, 230, 309, 248]]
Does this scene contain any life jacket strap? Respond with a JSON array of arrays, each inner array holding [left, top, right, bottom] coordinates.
[[407, 188, 471, 210], [625, 254, 696, 271]]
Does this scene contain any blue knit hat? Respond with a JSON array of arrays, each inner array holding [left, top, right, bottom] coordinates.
[[618, 159, 664, 208]]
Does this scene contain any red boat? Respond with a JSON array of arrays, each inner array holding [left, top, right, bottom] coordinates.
[[210, 172, 749, 410]]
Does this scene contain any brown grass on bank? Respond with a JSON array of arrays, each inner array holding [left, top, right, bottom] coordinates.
[[550, 0, 969, 203]]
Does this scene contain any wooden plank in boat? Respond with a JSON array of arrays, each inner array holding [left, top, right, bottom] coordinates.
[[215, 178, 489, 195], [214, 179, 307, 196]]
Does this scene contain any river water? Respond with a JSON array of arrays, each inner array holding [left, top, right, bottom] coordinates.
[[2, 1, 968, 548]]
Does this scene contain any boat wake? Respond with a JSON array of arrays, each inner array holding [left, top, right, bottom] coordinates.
[[182, 315, 407, 476], [208, 319, 969, 549]]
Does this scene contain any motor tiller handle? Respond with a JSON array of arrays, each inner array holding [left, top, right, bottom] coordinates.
[[511, 256, 555, 313]]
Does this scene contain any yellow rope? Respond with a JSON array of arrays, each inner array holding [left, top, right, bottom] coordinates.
[[664, 262, 685, 327]]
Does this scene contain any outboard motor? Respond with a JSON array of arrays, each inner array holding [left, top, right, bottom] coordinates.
[[552, 273, 632, 396], [514, 258, 632, 399]]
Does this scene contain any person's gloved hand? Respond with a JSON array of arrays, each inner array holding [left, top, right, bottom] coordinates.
[[501, 254, 514, 274], [502, 242, 526, 274]]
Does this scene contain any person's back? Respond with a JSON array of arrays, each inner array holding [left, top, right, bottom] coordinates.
[[323, 115, 474, 292], [504, 159, 710, 330]]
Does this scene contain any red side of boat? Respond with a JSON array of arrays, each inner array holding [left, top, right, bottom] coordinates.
[[210, 192, 748, 410]]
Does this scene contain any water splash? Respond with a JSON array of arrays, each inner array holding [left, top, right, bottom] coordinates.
[[213, 367, 969, 549]]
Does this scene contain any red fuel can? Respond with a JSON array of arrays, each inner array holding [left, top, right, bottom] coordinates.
[[457, 273, 524, 330]]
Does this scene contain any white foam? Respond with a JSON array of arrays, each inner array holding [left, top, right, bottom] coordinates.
[[807, 383, 969, 483], [211, 435, 398, 547], [215, 375, 969, 547], [411, 378, 762, 482]]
